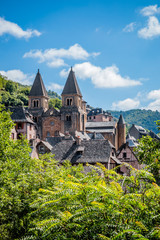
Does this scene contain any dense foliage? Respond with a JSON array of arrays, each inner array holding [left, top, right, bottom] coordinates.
[[109, 109, 160, 134], [0, 75, 61, 108], [136, 123, 160, 184], [0, 74, 30, 107], [0, 105, 160, 239]]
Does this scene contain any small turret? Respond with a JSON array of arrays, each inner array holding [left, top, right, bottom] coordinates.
[[117, 114, 126, 149]]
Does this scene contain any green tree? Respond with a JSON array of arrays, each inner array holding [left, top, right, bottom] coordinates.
[[49, 97, 62, 109], [26, 164, 160, 240], [0, 105, 57, 239], [5, 80, 17, 94], [136, 135, 160, 184]]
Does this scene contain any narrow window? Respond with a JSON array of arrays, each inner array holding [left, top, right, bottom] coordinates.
[[47, 131, 50, 137], [66, 98, 72, 106], [50, 121, 54, 126], [66, 115, 71, 121], [123, 152, 127, 158]]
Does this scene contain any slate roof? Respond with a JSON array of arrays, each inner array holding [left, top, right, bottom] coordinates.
[[51, 139, 115, 164], [87, 132, 105, 140], [37, 140, 52, 151], [149, 131, 160, 140], [46, 136, 63, 146], [42, 107, 60, 117], [134, 125, 146, 133], [61, 68, 82, 96], [117, 114, 125, 125], [9, 107, 35, 124], [86, 121, 116, 129], [29, 69, 48, 97], [87, 108, 111, 117]]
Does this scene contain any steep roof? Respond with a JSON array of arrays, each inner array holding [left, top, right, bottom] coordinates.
[[9, 107, 35, 124], [118, 114, 125, 125], [61, 67, 82, 96], [51, 139, 113, 164], [29, 69, 48, 97]]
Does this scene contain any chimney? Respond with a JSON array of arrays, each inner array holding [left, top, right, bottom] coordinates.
[[93, 132, 96, 139], [76, 136, 81, 145]]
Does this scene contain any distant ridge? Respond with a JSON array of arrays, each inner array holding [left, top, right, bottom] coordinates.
[[108, 109, 160, 134]]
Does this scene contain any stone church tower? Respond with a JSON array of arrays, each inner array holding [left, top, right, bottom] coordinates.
[[117, 114, 126, 149], [60, 67, 87, 135], [28, 69, 49, 117], [28, 69, 49, 138]]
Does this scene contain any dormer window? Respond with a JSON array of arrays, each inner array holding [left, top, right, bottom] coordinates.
[[66, 98, 73, 106]]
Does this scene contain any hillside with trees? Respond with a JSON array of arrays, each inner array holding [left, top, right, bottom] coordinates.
[[109, 109, 160, 134], [0, 74, 61, 108]]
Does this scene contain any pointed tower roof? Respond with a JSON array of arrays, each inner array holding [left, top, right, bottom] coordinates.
[[62, 67, 82, 96], [118, 114, 125, 125], [29, 69, 48, 97]]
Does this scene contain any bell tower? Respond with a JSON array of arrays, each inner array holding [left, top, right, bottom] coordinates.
[[28, 69, 49, 114], [60, 67, 87, 135]]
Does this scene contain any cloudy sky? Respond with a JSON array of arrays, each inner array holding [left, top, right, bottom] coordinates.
[[1, 0, 160, 111]]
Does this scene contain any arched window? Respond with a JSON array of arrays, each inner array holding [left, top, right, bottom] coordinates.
[[66, 115, 71, 121], [33, 100, 39, 108], [66, 98, 73, 106]]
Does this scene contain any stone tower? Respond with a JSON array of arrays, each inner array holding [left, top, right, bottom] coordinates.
[[117, 114, 126, 149], [60, 67, 87, 135], [28, 69, 49, 116]]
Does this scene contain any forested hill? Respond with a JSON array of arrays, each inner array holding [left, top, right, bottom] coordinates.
[[109, 109, 160, 134], [0, 74, 61, 107]]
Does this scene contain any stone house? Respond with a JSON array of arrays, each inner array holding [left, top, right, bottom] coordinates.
[[129, 124, 160, 141], [87, 108, 113, 122], [116, 142, 141, 173], [10, 106, 36, 140]]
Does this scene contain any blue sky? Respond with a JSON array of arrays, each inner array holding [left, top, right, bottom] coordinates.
[[1, 0, 160, 111]]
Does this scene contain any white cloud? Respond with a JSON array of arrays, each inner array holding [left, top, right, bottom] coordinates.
[[145, 89, 160, 111], [23, 44, 100, 68], [112, 98, 140, 111], [47, 83, 64, 91], [0, 70, 33, 85], [0, 17, 41, 39], [140, 5, 160, 16], [47, 59, 67, 68], [60, 62, 141, 88], [123, 22, 136, 32], [138, 16, 160, 39], [147, 89, 160, 99], [147, 99, 160, 111]]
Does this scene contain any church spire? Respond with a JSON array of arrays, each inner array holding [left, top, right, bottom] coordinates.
[[61, 67, 82, 96], [29, 69, 48, 97]]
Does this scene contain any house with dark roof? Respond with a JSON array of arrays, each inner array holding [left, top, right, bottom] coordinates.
[[128, 124, 160, 141], [10, 106, 36, 140], [87, 108, 113, 122]]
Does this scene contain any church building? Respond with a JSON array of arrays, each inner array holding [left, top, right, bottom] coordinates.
[[28, 67, 88, 141]]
